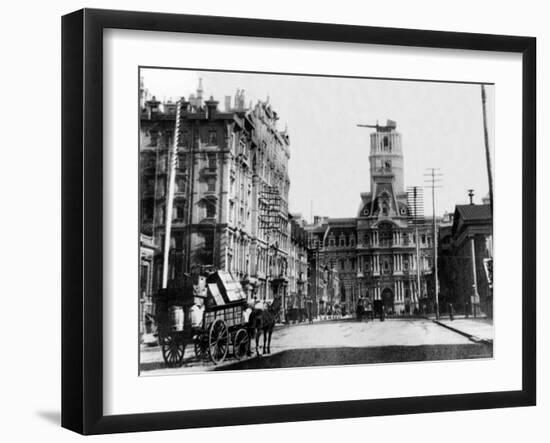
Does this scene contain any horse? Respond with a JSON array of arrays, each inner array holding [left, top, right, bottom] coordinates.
[[248, 297, 281, 356]]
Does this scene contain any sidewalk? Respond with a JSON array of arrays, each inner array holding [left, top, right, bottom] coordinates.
[[429, 316, 494, 344]]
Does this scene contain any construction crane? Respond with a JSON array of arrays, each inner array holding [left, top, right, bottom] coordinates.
[[356, 119, 397, 131]]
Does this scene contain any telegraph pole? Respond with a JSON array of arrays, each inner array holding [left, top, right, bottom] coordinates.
[[481, 85, 494, 214], [161, 98, 182, 288], [424, 168, 443, 319]]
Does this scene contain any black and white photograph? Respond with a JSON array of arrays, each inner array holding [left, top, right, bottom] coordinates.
[[1, 0, 545, 439], [138, 68, 495, 375]]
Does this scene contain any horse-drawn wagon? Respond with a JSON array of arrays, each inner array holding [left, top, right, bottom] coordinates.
[[154, 270, 250, 367]]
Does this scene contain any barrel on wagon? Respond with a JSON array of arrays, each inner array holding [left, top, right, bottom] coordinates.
[[153, 269, 251, 367]]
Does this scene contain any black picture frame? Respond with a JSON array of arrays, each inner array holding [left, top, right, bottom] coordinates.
[[62, 8, 536, 435]]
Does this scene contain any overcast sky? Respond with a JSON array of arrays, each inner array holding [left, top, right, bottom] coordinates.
[[141, 68, 494, 222]]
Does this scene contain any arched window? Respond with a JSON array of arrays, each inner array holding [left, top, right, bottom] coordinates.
[[379, 222, 393, 247]]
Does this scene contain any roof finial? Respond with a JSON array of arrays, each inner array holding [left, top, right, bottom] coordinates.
[[468, 189, 475, 205]]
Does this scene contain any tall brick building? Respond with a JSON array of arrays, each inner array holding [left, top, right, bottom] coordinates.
[[139, 80, 308, 317]]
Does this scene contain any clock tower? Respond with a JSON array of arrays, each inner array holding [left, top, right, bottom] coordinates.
[[368, 119, 404, 195]]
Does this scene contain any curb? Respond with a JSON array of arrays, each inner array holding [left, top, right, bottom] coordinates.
[[430, 318, 493, 346]]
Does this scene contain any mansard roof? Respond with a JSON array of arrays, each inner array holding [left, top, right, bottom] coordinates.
[[324, 218, 357, 227]]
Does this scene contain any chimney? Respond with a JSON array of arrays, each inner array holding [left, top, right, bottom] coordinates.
[[204, 96, 219, 119], [468, 189, 475, 205], [145, 96, 161, 118], [179, 97, 190, 113]]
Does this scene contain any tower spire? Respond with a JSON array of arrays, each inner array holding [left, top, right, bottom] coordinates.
[[196, 77, 203, 106]]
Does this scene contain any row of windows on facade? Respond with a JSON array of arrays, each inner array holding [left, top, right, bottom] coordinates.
[[169, 135, 288, 201], [310, 233, 433, 249], [141, 199, 252, 225], [178, 129, 219, 147], [230, 129, 289, 188], [227, 242, 289, 279], [179, 128, 286, 169], [322, 256, 433, 273], [230, 163, 289, 216]]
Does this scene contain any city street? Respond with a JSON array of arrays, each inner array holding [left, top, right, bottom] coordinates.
[[140, 318, 493, 375]]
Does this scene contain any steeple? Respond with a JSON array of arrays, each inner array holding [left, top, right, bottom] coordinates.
[[196, 77, 203, 106]]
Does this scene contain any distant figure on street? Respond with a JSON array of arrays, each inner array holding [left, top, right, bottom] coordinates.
[[242, 303, 253, 324], [243, 302, 254, 356], [356, 302, 364, 321], [190, 298, 205, 329]]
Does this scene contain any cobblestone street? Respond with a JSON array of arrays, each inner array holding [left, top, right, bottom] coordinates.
[[140, 317, 493, 375]]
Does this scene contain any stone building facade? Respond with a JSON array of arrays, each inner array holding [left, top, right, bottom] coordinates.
[[305, 121, 436, 316], [139, 80, 308, 314], [287, 214, 309, 313], [439, 203, 493, 317]]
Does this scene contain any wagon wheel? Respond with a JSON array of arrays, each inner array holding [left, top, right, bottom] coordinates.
[[160, 333, 186, 367], [193, 335, 207, 360], [233, 328, 249, 360], [208, 319, 229, 364]]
